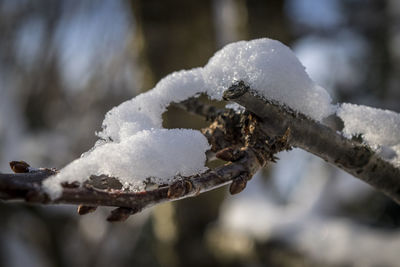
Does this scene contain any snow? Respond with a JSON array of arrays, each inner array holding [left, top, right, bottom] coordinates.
[[98, 68, 206, 142], [44, 129, 209, 198], [337, 103, 400, 166], [43, 38, 337, 198], [44, 69, 209, 199], [203, 39, 336, 120]]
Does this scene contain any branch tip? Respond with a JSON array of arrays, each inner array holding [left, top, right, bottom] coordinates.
[[107, 207, 141, 222], [9, 161, 30, 173], [229, 175, 247, 195], [77, 205, 97, 215]]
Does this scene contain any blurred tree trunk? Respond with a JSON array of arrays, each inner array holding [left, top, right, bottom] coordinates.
[[246, 0, 292, 44], [340, 0, 396, 109], [130, 0, 216, 80], [128, 1, 222, 266]]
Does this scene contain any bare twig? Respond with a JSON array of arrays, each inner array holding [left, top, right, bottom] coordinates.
[[224, 81, 400, 204]]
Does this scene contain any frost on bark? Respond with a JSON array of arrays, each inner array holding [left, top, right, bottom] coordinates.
[[0, 81, 399, 221]]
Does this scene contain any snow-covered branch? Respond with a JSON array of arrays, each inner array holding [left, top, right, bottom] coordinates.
[[0, 148, 261, 221], [1, 82, 400, 219], [1, 38, 399, 221], [0, 107, 292, 221], [224, 81, 400, 204]]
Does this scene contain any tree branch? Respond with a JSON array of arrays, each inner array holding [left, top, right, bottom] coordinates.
[[0, 106, 290, 221], [3, 81, 397, 221], [0, 147, 264, 221], [223, 81, 400, 204]]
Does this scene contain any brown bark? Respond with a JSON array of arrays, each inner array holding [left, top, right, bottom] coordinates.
[[223, 81, 400, 204]]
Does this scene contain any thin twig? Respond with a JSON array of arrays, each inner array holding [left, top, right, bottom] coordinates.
[[0, 148, 264, 219]]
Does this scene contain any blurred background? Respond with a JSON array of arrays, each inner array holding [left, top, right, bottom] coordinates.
[[1, 0, 400, 266]]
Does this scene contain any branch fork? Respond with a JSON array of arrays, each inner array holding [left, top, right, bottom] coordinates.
[[1, 81, 399, 221]]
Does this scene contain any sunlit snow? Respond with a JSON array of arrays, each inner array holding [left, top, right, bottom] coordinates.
[[44, 38, 398, 199], [337, 103, 400, 167]]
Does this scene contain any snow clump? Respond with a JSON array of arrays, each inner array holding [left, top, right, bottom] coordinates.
[[43, 38, 337, 199], [337, 103, 400, 167]]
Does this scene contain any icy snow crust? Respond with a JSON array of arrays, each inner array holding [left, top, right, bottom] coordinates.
[[337, 103, 400, 167], [44, 38, 336, 198]]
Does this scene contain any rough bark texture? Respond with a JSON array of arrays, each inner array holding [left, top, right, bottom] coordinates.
[[224, 81, 400, 204]]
